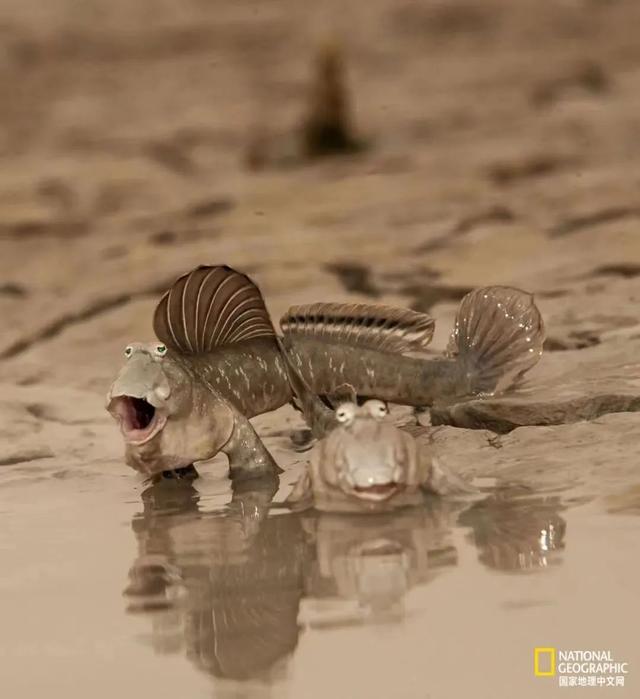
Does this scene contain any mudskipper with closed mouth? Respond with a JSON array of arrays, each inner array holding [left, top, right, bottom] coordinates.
[[286, 399, 475, 513]]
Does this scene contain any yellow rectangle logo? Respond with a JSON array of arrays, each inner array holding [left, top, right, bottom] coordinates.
[[534, 648, 556, 676]]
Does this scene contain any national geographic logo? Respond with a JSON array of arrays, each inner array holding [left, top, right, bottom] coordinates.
[[535, 648, 629, 688], [535, 648, 556, 677]]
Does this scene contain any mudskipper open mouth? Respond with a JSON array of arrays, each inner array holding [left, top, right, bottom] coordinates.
[[108, 396, 167, 444], [352, 482, 400, 501]]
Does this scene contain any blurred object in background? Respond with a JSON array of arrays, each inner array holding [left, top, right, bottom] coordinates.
[[246, 39, 364, 170], [300, 41, 364, 159]]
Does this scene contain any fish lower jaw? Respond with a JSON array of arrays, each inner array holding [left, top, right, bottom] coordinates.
[[342, 467, 400, 501], [349, 482, 401, 502]]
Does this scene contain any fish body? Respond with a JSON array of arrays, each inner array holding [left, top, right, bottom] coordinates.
[[184, 337, 290, 417], [107, 265, 544, 479], [284, 338, 460, 406], [287, 400, 475, 513], [281, 285, 544, 409]]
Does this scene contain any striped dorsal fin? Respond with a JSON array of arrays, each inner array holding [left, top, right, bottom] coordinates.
[[280, 302, 434, 353], [153, 265, 275, 354]]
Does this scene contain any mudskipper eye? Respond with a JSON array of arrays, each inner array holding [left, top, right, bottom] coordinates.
[[124, 346, 133, 358], [155, 344, 167, 357], [365, 400, 388, 418], [336, 403, 356, 424]]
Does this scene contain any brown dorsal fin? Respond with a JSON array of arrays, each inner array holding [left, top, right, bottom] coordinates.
[[280, 302, 434, 353], [153, 265, 275, 353]]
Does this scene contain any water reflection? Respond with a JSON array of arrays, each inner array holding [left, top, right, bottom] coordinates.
[[457, 492, 567, 572], [124, 482, 568, 685], [301, 502, 459, 628], [125, 478, 310, 682]]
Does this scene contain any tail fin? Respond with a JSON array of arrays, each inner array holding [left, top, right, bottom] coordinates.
[[447, 286, 544, 395]]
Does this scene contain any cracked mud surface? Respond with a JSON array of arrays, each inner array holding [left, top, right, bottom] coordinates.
[[1, 2, 639, 698]]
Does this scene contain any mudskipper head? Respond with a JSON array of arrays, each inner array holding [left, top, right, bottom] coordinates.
[[106, 264, 278, 478], [106, 342, 179, 447], [320, 399, 412, 504], [106, 341, 229, 476]]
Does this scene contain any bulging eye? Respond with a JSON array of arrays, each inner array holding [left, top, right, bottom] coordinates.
[[124, 345, 133, 358], [365, 400, 388, 418], [154, 344, 167, 357], [336, 403, 356, 424]]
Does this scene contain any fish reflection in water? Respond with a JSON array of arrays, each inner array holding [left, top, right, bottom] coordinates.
[[300, 502, 459, 628], [125, 477, 309, 682], [457, 492, 567, 572], [124, 481, 567, 684]]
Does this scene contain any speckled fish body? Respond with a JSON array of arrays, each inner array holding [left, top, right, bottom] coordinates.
[[189, 336, 460, 415], [280, 285, 545, 410], [284, 337, 461, 407], [182, 337, 291, 418]]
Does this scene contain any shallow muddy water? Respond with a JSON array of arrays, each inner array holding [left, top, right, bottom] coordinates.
[[1, 458, 637, 699]]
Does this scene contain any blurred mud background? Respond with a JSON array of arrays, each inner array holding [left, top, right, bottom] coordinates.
[[1, 0, 640, 495]]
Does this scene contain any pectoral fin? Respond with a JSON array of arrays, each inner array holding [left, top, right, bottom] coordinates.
[[286, 470, 314, 511], [221, 411, 282, 479]]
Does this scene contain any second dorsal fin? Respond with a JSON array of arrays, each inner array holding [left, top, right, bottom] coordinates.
[[153, 265, 275, 354], [280, 302, 434, 353]]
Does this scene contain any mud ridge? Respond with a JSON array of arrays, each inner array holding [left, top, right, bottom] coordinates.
[[431, 393, 640, 433], [550, 206, 640, 237], [414, 206, 515, 254], [0, 284, 168, 360], [325, 262, 382, 297]]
